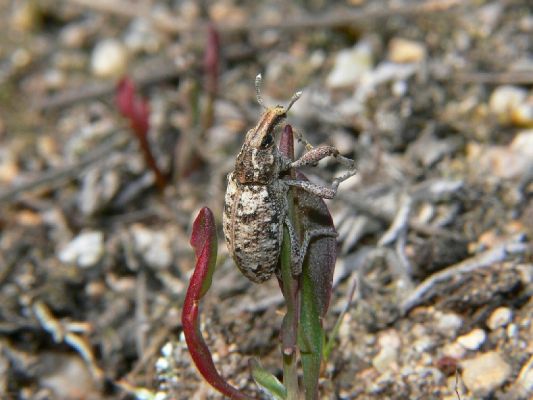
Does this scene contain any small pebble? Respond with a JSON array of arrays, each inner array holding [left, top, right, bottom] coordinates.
[[511, 102, 533, 127], [11, 48, 32, 69], [11, 0, 40, 32], [457, 328, 486, 351], [461, 352, 512, 396], [132, 225, 173, 270], [372, 330, 400, 373], [485, 146, 532, 180], [326, 41, 373, 89], [377, 330, 401, 350], [388, 38, 426, 63], [515, 355, 533, 393], [60, 23, 89, 48], [413, 336, 434, 352], [58, 231, 104, 268], [489, 85, 527, 124], [510, 129, 533, 157], [487, 307, 513, 330], [442, 342, 466, 360], [0, 159, 19, 184], [124, 18, 162, 54], [435, 312, 463, 338], [90, 38, 128, 78], [507, 323, 518, 338]]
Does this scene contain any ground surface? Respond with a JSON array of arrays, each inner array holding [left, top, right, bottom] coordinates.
[[0, 0, 532, 399]]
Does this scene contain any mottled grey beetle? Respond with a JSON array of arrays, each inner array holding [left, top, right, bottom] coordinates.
[[223, 75, 356, 283]]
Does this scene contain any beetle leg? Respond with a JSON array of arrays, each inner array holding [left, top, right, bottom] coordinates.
[[284, 217, 337, 276], [283, 179, 337, 199], [283, 145, 357, 192]]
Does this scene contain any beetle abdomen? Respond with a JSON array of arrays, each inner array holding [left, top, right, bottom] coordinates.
[[223, 174, 285, 283]]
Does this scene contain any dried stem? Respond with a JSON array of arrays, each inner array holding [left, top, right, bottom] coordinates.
[[400, 236, 530, 314], [65, 0, 462, 35]]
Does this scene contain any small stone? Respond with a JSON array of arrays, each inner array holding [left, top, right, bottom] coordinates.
[[326, 41, 373, 89], [43, 69, 66, 90], [413, 336, 434, 352], [515, 355, 533, 394], [507, 323, 518, 338], [0, 159, 19, 184], [90, 39, 128, 78], [442, 342, 466, 360], [132, 225, 173, 269], [435, 312, 463, 338], [11, 0, 40, 32], [377, 329, 401, 350], [457, 328, 486, 351], [489, 85, 527, 124], [372, 330, 401, 373], [58, 231, 104, 268], [510, 129, 533, 157], [60, 23, 89, 48], [461, 352, 512, 396], [487, 307, 513, 330], [11, 48, 32, 69], [16, 210, 42, 226], [124, 18, 162, 54], [372, 347, 398, 374], [39, 354, 97, 399], [490, 146, 531, 179], [388, 38, 426, 63], [511, 102, 533, 127]]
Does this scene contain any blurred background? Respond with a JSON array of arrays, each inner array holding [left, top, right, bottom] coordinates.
[[0, 0, 532, 399]]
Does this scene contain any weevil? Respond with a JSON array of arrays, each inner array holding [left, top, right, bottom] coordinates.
[[223, 74, 357, 283]]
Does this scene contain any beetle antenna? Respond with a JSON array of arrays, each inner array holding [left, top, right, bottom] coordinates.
[[255, 74, 266, 109], [286, 90, 302, 112]]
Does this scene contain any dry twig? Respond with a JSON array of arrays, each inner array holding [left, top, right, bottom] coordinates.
[[66, 0, 462, 35], [400, 236, 530, 315], [0, 134, 127, 205]]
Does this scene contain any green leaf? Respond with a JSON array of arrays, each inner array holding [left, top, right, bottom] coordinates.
[[298, 264, 324, 400], [250, 358, 287, 400]]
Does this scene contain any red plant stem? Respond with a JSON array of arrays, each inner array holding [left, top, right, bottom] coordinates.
[[182, 208, 253, 400], [116, 77, 168, 191], [137, 134, 167, 191], [204, 23, 220, 96]]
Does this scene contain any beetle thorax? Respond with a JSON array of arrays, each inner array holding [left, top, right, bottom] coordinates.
[[234, 143, 280, 185]]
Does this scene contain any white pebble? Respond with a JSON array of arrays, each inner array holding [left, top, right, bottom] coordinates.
[[58, 231, 104, 268], [461, 352, 512, 396], [506, 323, 518, 338], [155, 357, 169, 371], [516, 355, 533, 394], [487, 307, 513, 330], [489, 85, 527, 124], [511, 103, 533, 127], [442, 342, 466, 360], [132, 225, 173, 270], [161, 342, 174, 357], [388, 38, 426, 63], [326, 41, 373, 89], [435, 312, 463, 338], [372, 347, 398, 373], [60, 23, 89, 48], [90, 38, 128, 78], [510, 129, 533, 157], [457, 328, 486, 351], [124, 18, 162, 54]]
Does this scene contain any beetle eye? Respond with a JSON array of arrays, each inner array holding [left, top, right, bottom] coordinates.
[[260, 134, 274, 149]]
